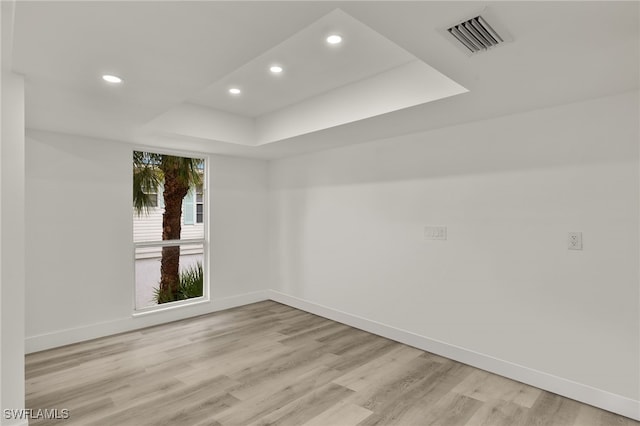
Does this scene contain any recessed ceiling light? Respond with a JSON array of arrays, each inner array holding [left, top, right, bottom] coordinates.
[[270, 65, 283, 74], [102, 74, 122, 84], [326, 34, 342, 45], [229, 88, 241, 95]]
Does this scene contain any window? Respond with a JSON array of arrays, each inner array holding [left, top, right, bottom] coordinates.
[[133, 150, 207, 311], [196, 184, 204, 224], [181, 184, 204, 226], [144, 190, 158, 208]]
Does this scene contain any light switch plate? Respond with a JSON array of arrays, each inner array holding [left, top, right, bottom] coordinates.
[[425, 226, 447, 240], [568, 232, 583, 250]]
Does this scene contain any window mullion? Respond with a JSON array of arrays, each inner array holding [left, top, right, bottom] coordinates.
[[134, 238, 204, 248]]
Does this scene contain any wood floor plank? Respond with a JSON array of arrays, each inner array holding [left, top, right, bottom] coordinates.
[[328, 343, 395, 373], [523, 391, 582, 426], [215, 367, 343, 425], [573, 404, 640, 426], [28, 367, 147, 410], [463, 400, 528, 426], [352, 357, 441, 410], [332, 344, 425, 392], [246, 383, 354, 426], [355, 361, 475, 426], [420, 393, 483, 426], [85, 375, 239, 426], [278, 322, 351, 347], [25, 301, 639, 426], [276, 313, 333, 336], [109, 377, 185, 407], [229, 362, 343, 402], [302, 401, 373, 426], [140, 392, 239, 426], [227, 343, 339, 389], [173, 339, 291, 386], [451, 369, 541, 408], [28, 397, 115, 426]]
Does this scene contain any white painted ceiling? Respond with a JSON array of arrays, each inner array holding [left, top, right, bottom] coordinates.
[[190, 9, 421, 118], [6, 1, 639, 159]]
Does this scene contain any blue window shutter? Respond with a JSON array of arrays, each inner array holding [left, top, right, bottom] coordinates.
[[183, 189, 194, 225]]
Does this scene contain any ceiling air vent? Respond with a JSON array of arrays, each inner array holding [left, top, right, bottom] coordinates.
[[446, 15, 506, 54]]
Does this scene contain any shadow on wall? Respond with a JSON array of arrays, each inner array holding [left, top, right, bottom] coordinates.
[[269, 92, 639, 189]]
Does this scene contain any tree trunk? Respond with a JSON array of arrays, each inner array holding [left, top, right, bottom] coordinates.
[[159, 163, 189, 302]]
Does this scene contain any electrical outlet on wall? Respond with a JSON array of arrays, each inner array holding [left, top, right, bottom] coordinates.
[[568, 232, 583, 250], [425, 226, 447, 240]]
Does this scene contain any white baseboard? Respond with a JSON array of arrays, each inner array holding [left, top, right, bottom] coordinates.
[[25, 290, 268, 354], [268, 290, 640, 421]]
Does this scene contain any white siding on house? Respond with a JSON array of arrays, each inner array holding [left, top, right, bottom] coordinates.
[[133, 188, 204, 258], [133, 206, 163, 243]]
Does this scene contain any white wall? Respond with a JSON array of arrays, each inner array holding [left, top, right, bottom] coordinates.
[[209, 154, 270, 299], [25, 130, 269, 352], [1, 2, 28, 423], [269, 92, 640, 413], [1, 70, 26, 425]]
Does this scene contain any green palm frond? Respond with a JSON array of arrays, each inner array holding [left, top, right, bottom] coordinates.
[[133, 151, 162, 216], [133, 151, 203, 216], [178, 262, 203, 299], [152, 262, 203, 303], [160, 155, 203, 188]]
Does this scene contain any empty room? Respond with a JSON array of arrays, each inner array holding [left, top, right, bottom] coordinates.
[[1, 1, 639, 425]]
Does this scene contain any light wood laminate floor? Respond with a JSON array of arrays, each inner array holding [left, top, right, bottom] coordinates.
[[26, 301, 638, 426]]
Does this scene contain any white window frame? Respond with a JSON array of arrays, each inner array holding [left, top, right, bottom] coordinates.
[[132, 147, 209, 315]]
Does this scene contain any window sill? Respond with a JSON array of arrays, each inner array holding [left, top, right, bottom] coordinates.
[[132, 296, 210, 317]]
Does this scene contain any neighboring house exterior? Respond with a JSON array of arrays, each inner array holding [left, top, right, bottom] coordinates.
[[133, 183, 204, 259]]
